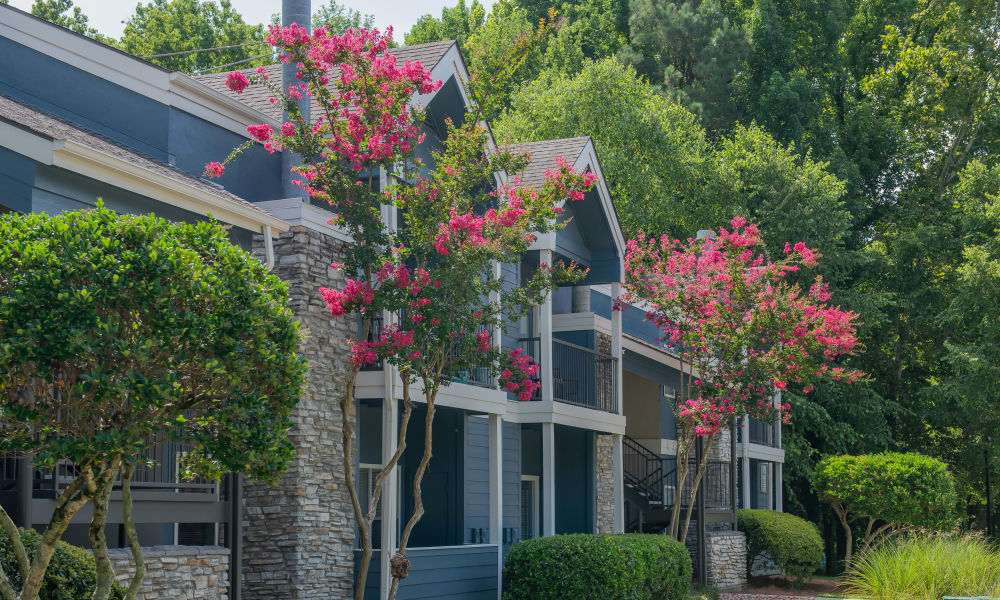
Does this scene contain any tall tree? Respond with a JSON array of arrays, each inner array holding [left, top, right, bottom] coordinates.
[[119, 0, 268, 73], [312, 0, 375, 34], [30, 0, 116, 44], [405, 0, 486, 47]]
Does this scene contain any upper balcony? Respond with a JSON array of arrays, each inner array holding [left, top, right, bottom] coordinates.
[[517, 336, 618, 414]]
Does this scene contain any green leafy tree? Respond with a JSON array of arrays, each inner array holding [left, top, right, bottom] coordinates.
[[495, 58, 717, 239], [0, 206, 306, 600], [119, 0, 268, 73], [619, 0, 749, 131], [539, 0, 626, 75], [814, 452, 958, 566], [312, 0, 374, 33], [29, 0, 117, 45], [405, 0, 486, 47]]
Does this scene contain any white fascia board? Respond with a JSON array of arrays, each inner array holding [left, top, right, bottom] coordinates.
[[736, 442, 785, 462], [0, 121, 55, 163], [256, 198, 353, 242], [51, 140, 290, 233], [574, 139, 626, 276], [506, 399, 626, 434]]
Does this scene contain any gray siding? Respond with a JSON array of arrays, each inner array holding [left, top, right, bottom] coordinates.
[[463, 415, 490, 544], [354, 550, 381, 600], [502, 421, 520, 555], [0, 146, 36, 213], [397, 545, 499, 600]]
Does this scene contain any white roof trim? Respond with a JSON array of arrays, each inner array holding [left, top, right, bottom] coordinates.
[[573, 138, 626, 279], [0, 124, 287, 233]]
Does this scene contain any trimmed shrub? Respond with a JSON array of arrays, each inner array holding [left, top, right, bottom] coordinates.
[[844, 534, 1000, 599], [738, 509, 823, 582], [503, 533, 691, 600], [0, 527, 125, 600]]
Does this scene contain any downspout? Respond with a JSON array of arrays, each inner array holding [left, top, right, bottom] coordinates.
[[263, 225, 275, 270]]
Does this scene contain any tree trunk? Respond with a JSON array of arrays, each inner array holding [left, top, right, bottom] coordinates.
[[89, 462, 120, 600], [0, 503, 28, 587], [387, 380, 441, 600], [679, 431, 718, 544], [20, 467, 94, 600], [832, 501, 853, 569], [668, 435, 693, 539], [121, 464, 145, 600]]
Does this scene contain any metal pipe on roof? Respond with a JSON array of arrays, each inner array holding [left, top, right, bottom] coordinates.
[[281, 0, 311, 201]]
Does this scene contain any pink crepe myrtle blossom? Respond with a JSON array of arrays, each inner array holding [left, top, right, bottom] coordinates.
[[225, 71, 250, 94], [203, 162, 225, 178]]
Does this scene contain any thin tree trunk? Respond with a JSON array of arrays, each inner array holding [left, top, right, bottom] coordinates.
[[679, 431, 718, 544], [89, 461, 120, 600], [669, 434, 693, 539], [832, 501, 853, 568], [342, 350, 369, 600], [20, 467, 94, 600], [0, 503, 29, 583], [121, 464, 145, 600], [387, 378, 442, 600]]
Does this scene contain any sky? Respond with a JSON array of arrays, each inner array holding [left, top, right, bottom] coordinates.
[[6, 0, 494, 40]]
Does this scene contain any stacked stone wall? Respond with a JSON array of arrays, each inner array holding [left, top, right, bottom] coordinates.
[[706, 530, 747, 589], [244, 226, 355, 599], [109, 545, 229, 600], [595, 434, 615, 533]]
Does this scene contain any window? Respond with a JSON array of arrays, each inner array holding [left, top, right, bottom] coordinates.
[[520, 475, 539, 541]]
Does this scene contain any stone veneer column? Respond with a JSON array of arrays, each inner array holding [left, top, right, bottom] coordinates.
[[706, 531, 747, 589], [594, 434, 616, 533], [245, 226, 355, 599]]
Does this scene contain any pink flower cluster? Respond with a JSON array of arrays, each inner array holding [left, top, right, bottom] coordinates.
[[500, 348, 542, 402], [225, 71, 250, 94], [203, 162, 225, 178], [319, 279, 374, 316]]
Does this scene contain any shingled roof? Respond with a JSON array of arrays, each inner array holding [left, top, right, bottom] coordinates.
[[191, 40, 457, 122], [502, 137, 592, 187], [0, 94, 279, 225]]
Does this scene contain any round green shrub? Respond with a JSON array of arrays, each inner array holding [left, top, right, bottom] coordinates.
[[738, 509, 823, 582], [502, 533, 692, 600], [0, 527, 125, 600]]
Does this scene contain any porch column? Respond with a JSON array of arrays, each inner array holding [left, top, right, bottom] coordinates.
[[380, 392, 399, 598], [542, 422, 556, 536], [610, 282, 623, 415], [539, 249, 554, 404], [741, 416, 750, 510], [612, 433, 624, 532]]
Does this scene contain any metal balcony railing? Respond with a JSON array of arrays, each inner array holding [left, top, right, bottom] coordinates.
[[514, 337, 618, 414]]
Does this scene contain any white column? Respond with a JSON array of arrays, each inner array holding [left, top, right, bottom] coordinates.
[[380, 389, 398, 597], [741, 416, 750, 510], [488, 414, 503, 598], [542, 422, 556, 536], [539, 249, 554, 404], [775, 462, 783, 512], [775, 391, 783, 449], [610, 282, 624, 415], [612, 433, 624, 532]]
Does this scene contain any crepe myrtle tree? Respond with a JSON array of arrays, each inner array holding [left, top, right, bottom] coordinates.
[[208, 23, 592, 600], [0, 206, 306, 600], [622, 217, 862, 543]]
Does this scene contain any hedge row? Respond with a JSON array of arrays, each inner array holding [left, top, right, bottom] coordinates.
[[0, 527, 125, 600], [503, 533, 691, 600]]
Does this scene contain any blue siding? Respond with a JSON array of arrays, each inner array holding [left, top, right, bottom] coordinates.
[[554, 425, 593, 534], [0, 37, 169, 159], [499, 261, 522, 351], [591, 289, 665, 345], [396, 545, 499, 600], [502, 421, 520, 555], [354, 550, 381, 600], [0, 147, 36, 213], [167, 107, 282, 202], [464, 416, 490, 544]]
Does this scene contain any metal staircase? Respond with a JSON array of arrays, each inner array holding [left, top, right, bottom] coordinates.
[[623, 435, 674, 533]]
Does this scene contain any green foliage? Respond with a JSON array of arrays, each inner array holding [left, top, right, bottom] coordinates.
[[494, 58, 715, 239], [814, 453, 958, 535], [619, 0, 749, 131], [0, 205, 306, 482], [312, 0, 374, 34], [502, 534, 691, 600], [0, 528, 124, 600], [118, 0, 268, 73], [405, 0, 486, 47], [738, 509, 823, 581], [30, 0, 117, 45], [843, 534, 1000, 600]]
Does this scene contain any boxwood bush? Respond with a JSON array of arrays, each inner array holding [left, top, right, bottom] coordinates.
[[0, 527, 125, 600], [503, 534, 691, 600], [737, 509, 822, 582]]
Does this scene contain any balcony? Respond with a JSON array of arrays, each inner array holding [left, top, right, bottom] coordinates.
[[517, 337, 618, 414], [747, 417, 778, 447]]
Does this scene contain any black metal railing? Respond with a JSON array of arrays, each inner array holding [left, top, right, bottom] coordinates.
[[661, 459, 732, 510], [516, 337, 542, 400], [747, 417, 778, 447], [552, 339, 617, 413], [360, 314, 384, 371], [623, 436, 664, 505]]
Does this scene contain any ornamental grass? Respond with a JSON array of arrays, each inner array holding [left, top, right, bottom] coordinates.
[[843, 533, 1000, 600]]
